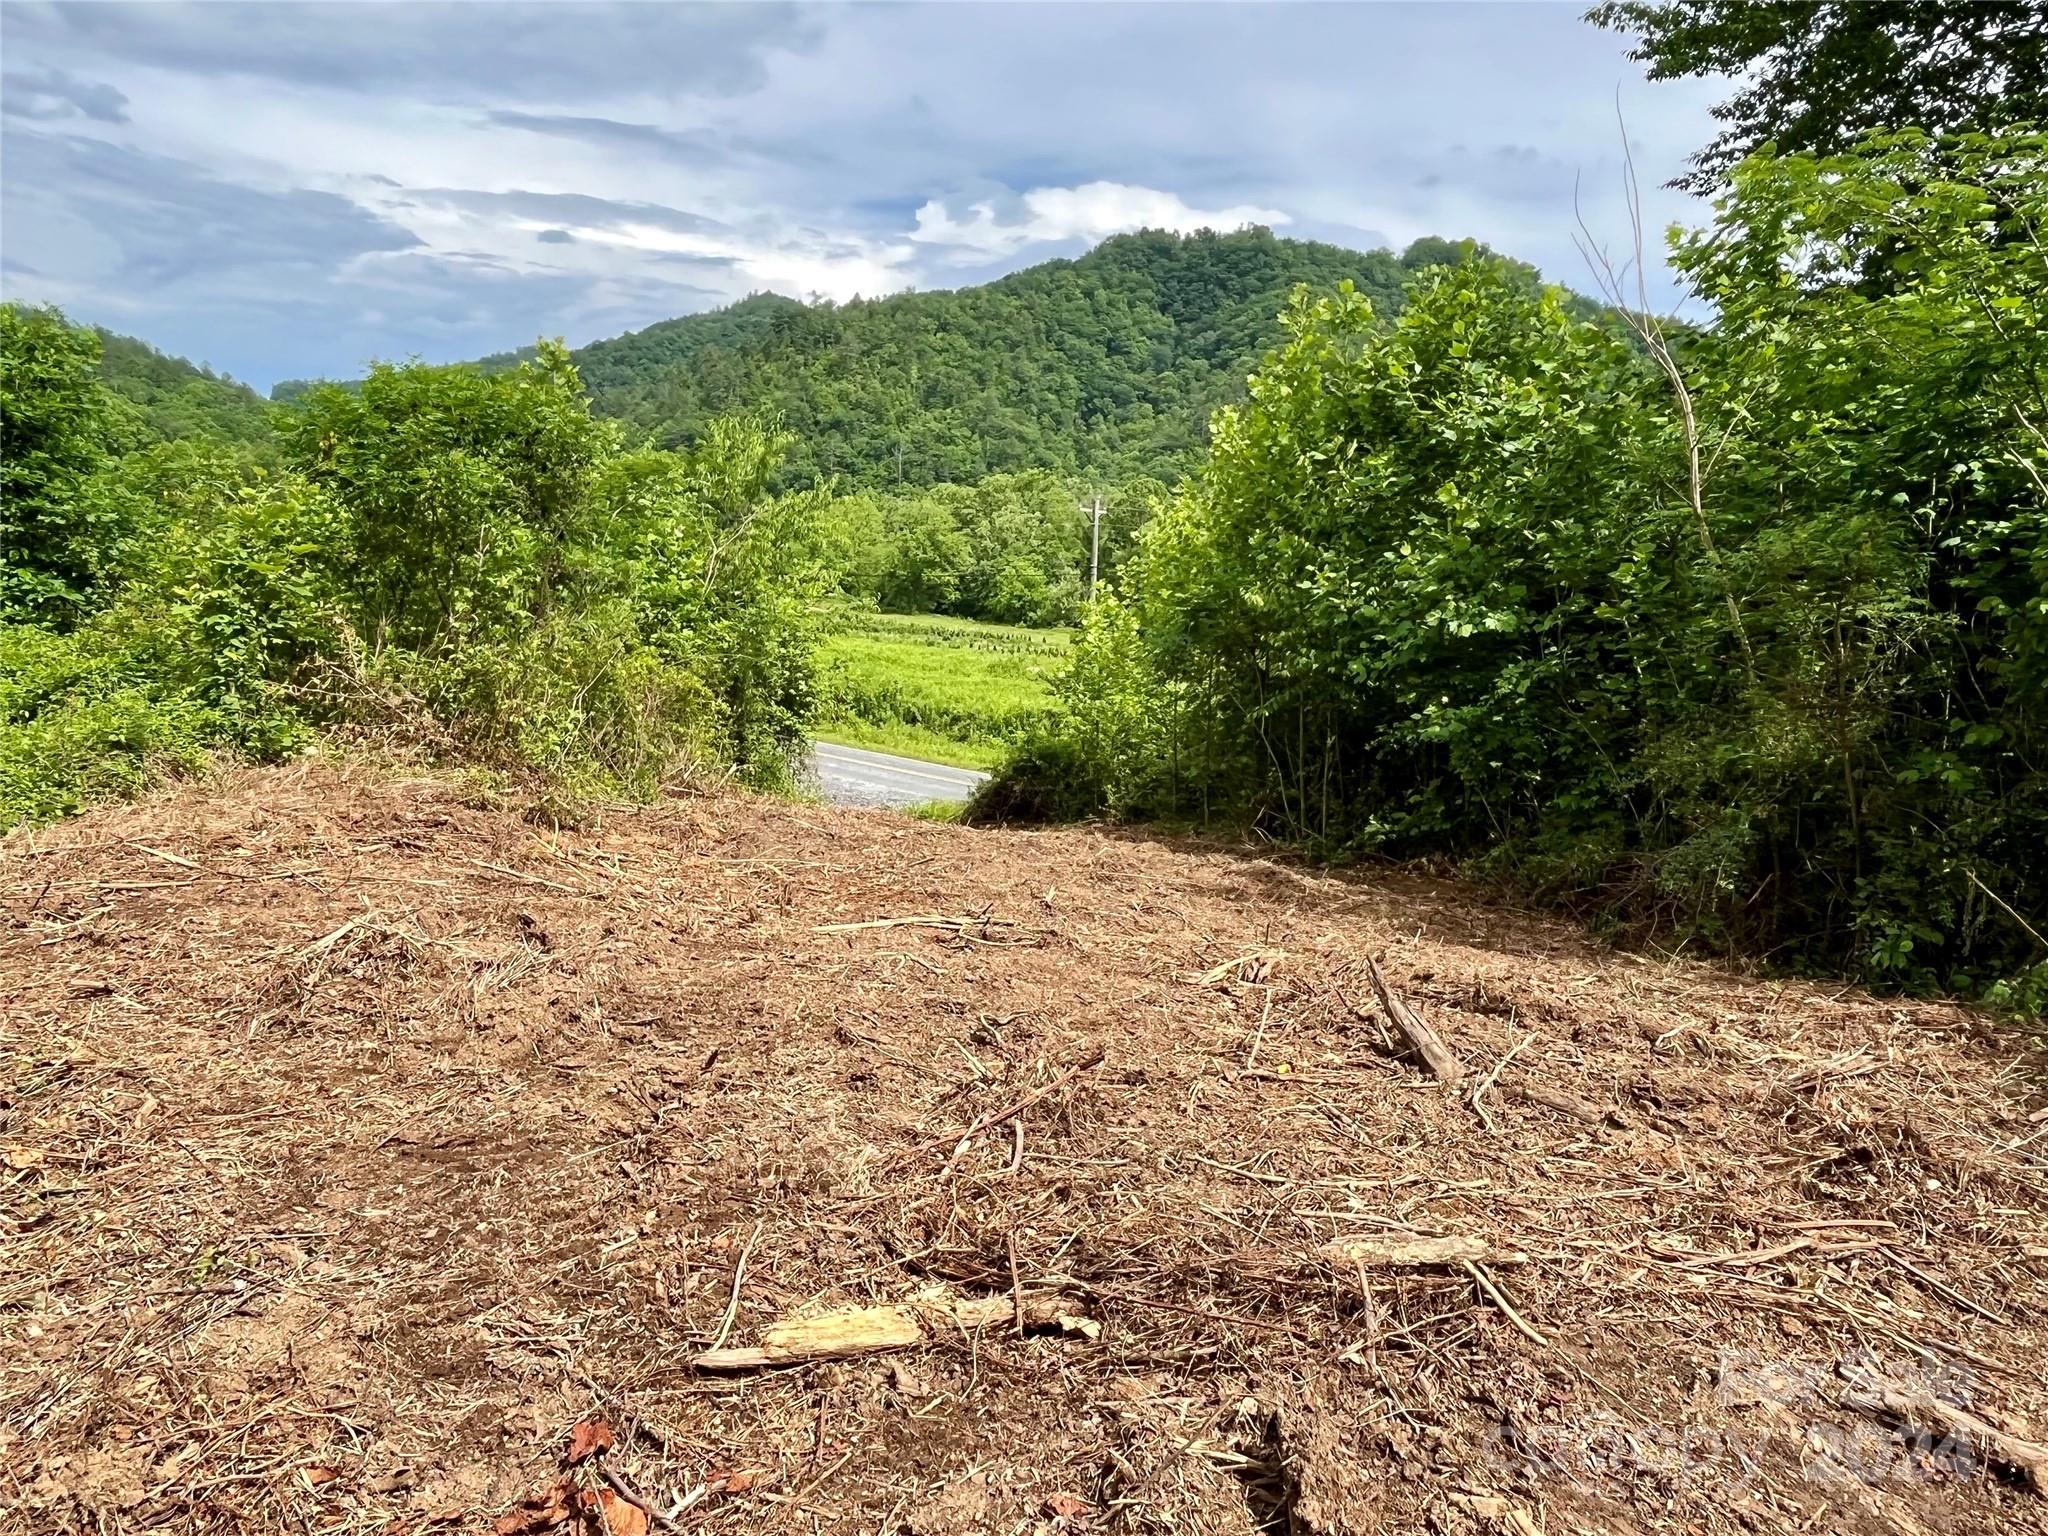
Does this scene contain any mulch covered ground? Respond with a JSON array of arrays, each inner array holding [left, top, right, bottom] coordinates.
[[4, 761, 2046, 1536]]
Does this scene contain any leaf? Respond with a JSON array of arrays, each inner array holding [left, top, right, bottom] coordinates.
[[1045, 1491, 1094, 1521], [492, 1480, 575, 1535], [565, 1417, 616, 1465], [585, 1488, 650, 1536]]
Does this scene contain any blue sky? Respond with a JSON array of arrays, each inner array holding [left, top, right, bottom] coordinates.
[[1, 2, 1724, 392]]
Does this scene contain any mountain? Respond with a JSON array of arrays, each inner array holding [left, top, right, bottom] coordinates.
[[96, 329, 275, 451], [265, 229, 1528, 488], [534, 228, 1495, 488]]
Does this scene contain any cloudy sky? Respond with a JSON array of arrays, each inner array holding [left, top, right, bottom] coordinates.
[[1, 2, 1724, 392]]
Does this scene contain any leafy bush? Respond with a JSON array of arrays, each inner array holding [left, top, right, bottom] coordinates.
[[2, 311, 836, 825], [0, 623, 215, 825], [2, 306, 139, 623], [1017, 128, 2048, 1007], [963, 732, 1109, 825]]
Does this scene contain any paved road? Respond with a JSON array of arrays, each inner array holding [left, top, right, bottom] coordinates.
[[808, 740, 988, 810]]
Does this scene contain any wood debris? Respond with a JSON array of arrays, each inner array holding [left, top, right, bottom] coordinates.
[[1319, 1234, 1530, 1269], [693, 1287, 1094, 1370], [1364, 953, 1465, 1086], [1840, 1372, 2048, 1494], [6, 762, 2046, 1536]]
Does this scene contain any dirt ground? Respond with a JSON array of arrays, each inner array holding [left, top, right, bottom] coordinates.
[[4, 761, 2047, 1536]]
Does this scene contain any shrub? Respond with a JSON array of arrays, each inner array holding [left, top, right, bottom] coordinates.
[[964, 732, 1109, 825], [2, 313, 836, 823], [1028, 128, 2048, 1004]]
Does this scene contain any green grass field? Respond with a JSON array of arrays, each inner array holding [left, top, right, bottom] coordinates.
[[814, 610, 1067, 769]]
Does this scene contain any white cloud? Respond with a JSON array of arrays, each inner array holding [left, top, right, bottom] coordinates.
[[911, 181, 1290, 261], [1, 1, 1728, 386]]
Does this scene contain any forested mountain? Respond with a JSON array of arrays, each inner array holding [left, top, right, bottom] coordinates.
[[95, 329, 275, 450], [497, 228, 1497, 488]]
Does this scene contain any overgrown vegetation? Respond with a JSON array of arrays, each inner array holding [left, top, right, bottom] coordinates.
[[821, 472, 1159, 627], [1594, 0, 2048, 192], [986, 126, 2048, 1009], [815, 611, 1064, 770], [2, 305, 832, 825]]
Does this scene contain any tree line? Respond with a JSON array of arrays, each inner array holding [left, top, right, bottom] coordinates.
[[318, 229, 1526, 492], [981, 6, 2048, 1010]]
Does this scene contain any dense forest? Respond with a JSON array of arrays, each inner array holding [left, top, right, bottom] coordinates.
[[94, 330, 275, 454], [295, 229, 1506, 490]]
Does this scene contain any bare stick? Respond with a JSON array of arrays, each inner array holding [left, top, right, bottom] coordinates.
[[693, 1290, 1088, 1370], [1322, 1234, 1529, 1269], [1573, 99, 1756, 682], [1469, 1031, 1535, 1126], [1840, 1373, 2048, 1493], [1364, 955, 1464, 1087], [707, 1219, 764, 1354], [1508, 1082, 1611, 1127], [1007, 1232, 1026, 1337], [1462, 1259, 1550, 1348], [915, 1049, 1107, 1166]]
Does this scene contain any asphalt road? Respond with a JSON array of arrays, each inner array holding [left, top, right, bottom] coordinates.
[[808, 740, 988, 810]]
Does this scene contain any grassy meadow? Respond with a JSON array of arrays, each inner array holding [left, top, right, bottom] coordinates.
[[814, 610, 1067, 769]]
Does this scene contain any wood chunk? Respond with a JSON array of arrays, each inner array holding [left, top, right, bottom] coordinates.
[[1508, 1082, 1611, 1126], [693, 1288, 1088, 1370], [1841, 1377, 2048, 1494], [1365, 954, 1464, 1087], [1319, 1234, 1529, 1269]]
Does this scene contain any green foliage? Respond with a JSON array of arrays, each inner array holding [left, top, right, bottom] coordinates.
[[817, 470, 1163, 627], [2, 305, 135, 623], [282, 342, 619, 654], [874, 496, 974, 613], [541, 229, 1508, 489], [964, 731, 1110, 826], [816, 611, 1064, 770], [1591, 1, 2048, 192], [1008, 127, 2048, 1007], [95, 329, 276, 455], [3, 311, 835, 824], [0, 622, 216, 826]]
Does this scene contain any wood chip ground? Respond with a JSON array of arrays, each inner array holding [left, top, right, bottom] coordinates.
[[4, 761, 2046, 1535]]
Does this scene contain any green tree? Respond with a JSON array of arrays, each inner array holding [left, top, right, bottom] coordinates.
[[1, 305, 134, 622], [1009, 127, 2048, 1006], [280, 341, 618, 655], [1591, 1, 2048, 191], [876, 497, 974, 614]]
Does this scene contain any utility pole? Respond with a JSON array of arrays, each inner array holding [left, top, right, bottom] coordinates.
[[1087, 496, 1104, 602]]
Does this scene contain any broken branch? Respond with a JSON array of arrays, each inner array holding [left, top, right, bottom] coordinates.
[[1320, 1234, 1530, 1270], [692, 1288, 1092, 1370], [1364, 955, 1464, 1087]]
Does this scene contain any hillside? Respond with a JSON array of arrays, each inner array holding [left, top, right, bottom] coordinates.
[[264, 230, 1533, 488], [7, 763, 2046, 1535], [497, 228, 1500, 488], [95, 329, 275, 451]]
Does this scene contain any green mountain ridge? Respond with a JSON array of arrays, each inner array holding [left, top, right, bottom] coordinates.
[[95, 329, 276, 451], [548, 228, 1492, 487], [271, 227, 1518, 488]]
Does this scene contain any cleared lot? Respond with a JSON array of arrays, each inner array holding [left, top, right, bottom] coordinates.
[[4, 763, 2046, 1535]]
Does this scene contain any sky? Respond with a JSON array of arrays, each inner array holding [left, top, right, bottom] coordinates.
[[0, 1, 1726, 393]]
